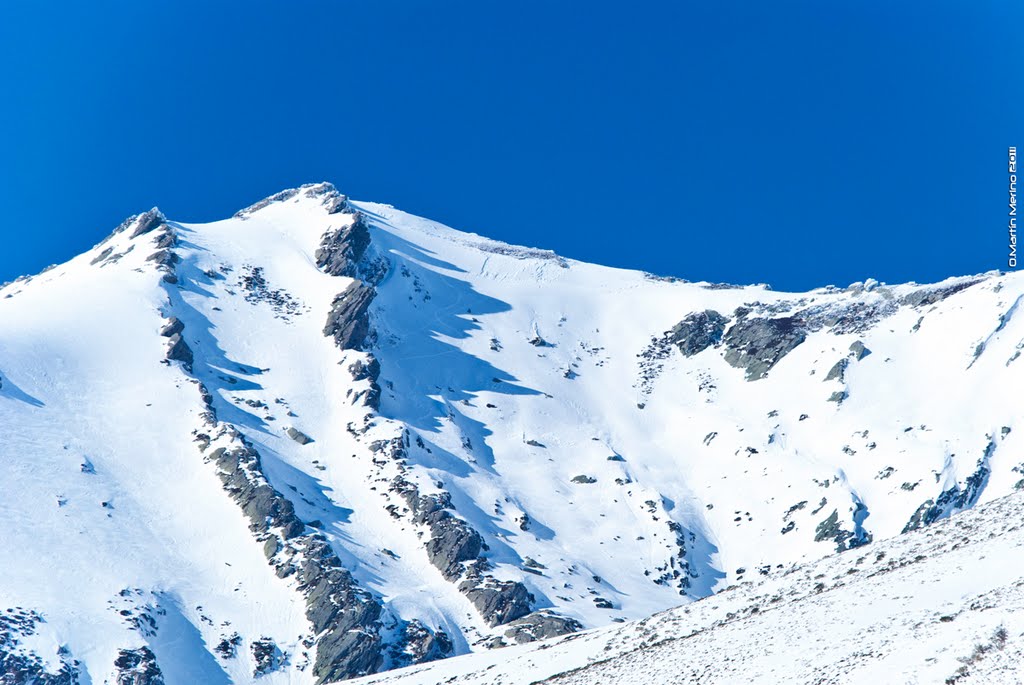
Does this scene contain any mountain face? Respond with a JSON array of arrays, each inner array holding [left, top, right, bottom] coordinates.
[[0, 183, 1019, 684]]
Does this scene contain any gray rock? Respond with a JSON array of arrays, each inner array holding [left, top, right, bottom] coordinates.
[[0, 610, 79, 684], [316, 214, 371, 278], [165, 333, 194, 370], [722, 315, 806, 380], [392, 620, 453, 666], [113, 647, 164, 685], [461, 580, 533, 627], [90, 246, 114, 266], [824, 358, 848, 382], [502, 611, 583, 644], [286, 427, 313, 445], [208, 432, 386, 680], [667, 310, 729, 356], [323, 281, 375, 350], [571, 475, 597, 484], [849, 340, 870, 360], [347, 356, 382, 409], [128, 209, 165, 239], [827, 390, 848, 403], [159, 317, 184, 337], [250, 638, 282, 677]]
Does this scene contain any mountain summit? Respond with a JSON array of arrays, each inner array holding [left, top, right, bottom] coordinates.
[[0, 183, 1019, 683]]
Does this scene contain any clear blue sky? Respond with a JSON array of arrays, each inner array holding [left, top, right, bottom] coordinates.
[[1, 1, 1020, 290]]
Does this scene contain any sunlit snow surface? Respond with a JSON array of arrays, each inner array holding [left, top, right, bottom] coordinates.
[[0, 187, 1021, 683]]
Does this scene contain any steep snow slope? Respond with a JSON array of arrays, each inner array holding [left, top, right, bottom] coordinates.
[[0, 183, 1021, 683], [350, 485, 1024, 685]]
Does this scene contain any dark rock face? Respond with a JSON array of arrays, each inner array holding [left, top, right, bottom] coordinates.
[[347, 358, 381, 410], [250, 638, 282, 678], [667, 310, 729, 356], [571, 475, 597, 484], [113, 647, 164, 685], [316, 214, 371, 279], [722, 316, 806, 380], [824, 358, 848, 382], [814, 508, 871, 553], [129, 209, 165, 239], [206, 429, 385, 681], [286, 427, 313, 445], [502, 611, 583, 644], [234, 188, 300, 218], [388, 469, 550, 629], [323, 282, 375, 351], [392, 620, 452, 666], [90, 246, 114, 266], [461, 581, 533, 627], [165, 333, 194, 370], [159, 317, 184, 338], [900, 278, 984, 308], [849, 340, 870, 360], [0, 610, 79, 684], [235, 182, 350, 218], [903, 452, 993, 533]]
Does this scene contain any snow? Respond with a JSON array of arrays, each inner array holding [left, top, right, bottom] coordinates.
[[0, 184, 1021, 682]]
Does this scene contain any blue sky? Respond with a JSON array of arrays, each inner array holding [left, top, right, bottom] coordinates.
[[0, 1, 1020, 290]]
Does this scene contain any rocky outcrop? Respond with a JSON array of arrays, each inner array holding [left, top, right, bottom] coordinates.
[[347, 357, 381, 410], [205, 427, 387, 681], [250, 638, 282, 678], [165, 333, 194, 371], [286, 427, 313, 445], [667, 310, 729, 356], [113, 647, 164, 685], [235, 182, 350, 218], [824, 358, 848, 382], [388, 465, 540, 628], [316, 214, 371, 279], [502, 611, 584, 644], [0, 610, 79, 684], [159, 317, 184, 338], [323, 282, 375, 351], [128, 209, 165, 239], [461, 580, 533, 627], [722, 315, 806, 380], [393, 620, 453, 666]]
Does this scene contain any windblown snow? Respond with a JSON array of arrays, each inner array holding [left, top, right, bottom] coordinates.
[[0, 183, 1021, 684]]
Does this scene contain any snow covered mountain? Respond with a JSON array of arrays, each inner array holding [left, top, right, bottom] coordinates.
[[0, 182, 1020, 684]]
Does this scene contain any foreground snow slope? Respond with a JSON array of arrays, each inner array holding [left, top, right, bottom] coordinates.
[[0, 182, 1020, 683], [352, 485, 1024, 685]]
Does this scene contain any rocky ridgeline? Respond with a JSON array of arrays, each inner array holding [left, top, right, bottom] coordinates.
[[640, 276, 990, 386], [314, 214, 582, 648]]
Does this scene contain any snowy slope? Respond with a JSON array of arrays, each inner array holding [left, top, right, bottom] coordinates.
[[350, 484, 1024, 685], [0, 183, 1021, 683]]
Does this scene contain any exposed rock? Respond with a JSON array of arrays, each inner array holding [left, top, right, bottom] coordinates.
[[165, 333, 194, 370], [316, 214, 371, 278], [90, 246, 114, 266], [207, 429, 386, 681], [827, 390, 848, 404], [251, 638, 282, 677], [814, 508, 871, 553], [900, 278, 985, 308], [849, 340, 870, 360], [424, 516, 484, 580], [347, 356, 382, 409], [502, 611, 583, 644], [824, 359, 848, 382], [571, 475, 597, 484], [667, 310, 729, 356], [214, 633, 241, 659], [159, 317, 184, 338], [0, 609, 79, 684], [286, 427, 313, 445], [234, 188, 300, 218], [128, 209, 165, 239], [461, 579, 533, 627], [113, 647, 164, 685], [722, 316, 806, 380], [323, 281, 375, 351], [392, 620, 453, 666]]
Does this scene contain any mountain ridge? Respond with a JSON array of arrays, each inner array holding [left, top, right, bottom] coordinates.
[[0, 182, 1019, 683]]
